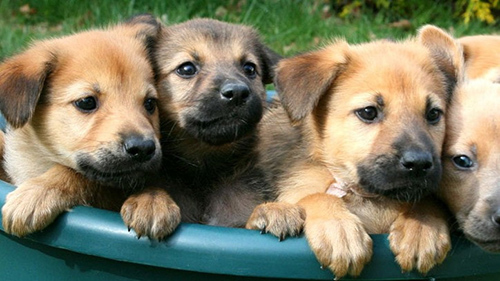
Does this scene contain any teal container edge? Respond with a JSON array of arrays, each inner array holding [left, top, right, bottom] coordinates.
[[1, 180, 500, 281]]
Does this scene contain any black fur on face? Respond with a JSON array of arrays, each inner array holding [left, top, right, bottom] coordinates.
[[182, 78, 264, 146], [356, 132, 442, 202], [75, 135, 161, 188]]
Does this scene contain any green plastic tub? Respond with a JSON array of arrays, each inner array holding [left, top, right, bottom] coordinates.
[[1, 181, 500, 281], [1, 105, 500, 280]]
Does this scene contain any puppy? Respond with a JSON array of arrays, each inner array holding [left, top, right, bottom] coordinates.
[[0, 15, 175, 238], [459, 35, 500, 81], [120, 19, 281, 232], [440, 77, 500, 252], [437, 35, 500, 252], [247, 25, 463, 278]]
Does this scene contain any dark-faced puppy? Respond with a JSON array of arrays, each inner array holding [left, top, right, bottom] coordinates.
[[440, 78, 500, 252], [247, 25, 463, 278], [0, 15, 171, 237], [121, 19, 280, 232]]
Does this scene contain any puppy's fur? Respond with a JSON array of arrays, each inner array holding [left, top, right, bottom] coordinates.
[[440, 78, 500, 252], [0, 15, 177, 238], [121, 19, 281, 231], [247, 26, 463, 278], [0, 130, 7, 182], [460, 35, 500, 81]]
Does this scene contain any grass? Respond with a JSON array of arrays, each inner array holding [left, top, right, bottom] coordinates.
[[0, 0, 499, 60]]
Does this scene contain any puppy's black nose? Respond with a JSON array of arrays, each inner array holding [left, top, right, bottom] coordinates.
[[123, 136, 156, 162], [492, 210, 500, 227], [220, 83, 250, 105], [400, 150, 433, 173]]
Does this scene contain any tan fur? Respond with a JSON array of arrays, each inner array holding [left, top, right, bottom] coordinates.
[[440, 78, 500, 252], [120, 19, 281, 229], [247, 25, 462, 278], [121, 187, 180, 239], [246, 202, 306, 240], [0, 130, 7, 182], [459, 35, 500, 80], [0, 15, 181, 238]]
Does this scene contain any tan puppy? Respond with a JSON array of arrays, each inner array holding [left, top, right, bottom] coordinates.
[[247, 25, 463, 278], [120, 19, 281, 232], [460, 35, 500, 80], [440, 78, 500, 252], [439, 35, 500, 252], [0, 15, 176, 238]]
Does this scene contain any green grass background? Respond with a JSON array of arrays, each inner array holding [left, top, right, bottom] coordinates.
[[1, 0, 499, 60]]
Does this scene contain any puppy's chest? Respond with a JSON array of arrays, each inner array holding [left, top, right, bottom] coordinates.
[[344, 195, 403, 234], [173, 179, 265, 228], [164, 155, 269, 227]]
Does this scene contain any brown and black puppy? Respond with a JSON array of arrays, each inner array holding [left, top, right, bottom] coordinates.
[[121, 19, 281, 231], [0, 15, 176, 237], [440, 78, 500, 253], [247, 25, 463, 278]]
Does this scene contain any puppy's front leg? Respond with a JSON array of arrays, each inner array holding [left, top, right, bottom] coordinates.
[[121, 187, 181, 240], [299, 193, 373, 279], [2, 165, 96, 237], [389, 196, 451, 274]]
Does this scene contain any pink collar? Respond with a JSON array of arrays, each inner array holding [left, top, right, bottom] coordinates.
[[325, 173, 379, 199]]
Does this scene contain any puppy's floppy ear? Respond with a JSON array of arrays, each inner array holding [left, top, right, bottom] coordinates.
[[0, 45, 56, 128], [418, 25, 464, 102], [257, 44, 282, 84], [275, 40, 349, 122]]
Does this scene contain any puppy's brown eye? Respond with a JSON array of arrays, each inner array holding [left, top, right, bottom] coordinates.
[[452, 155, 474, 170], [426, 108, 442, 124], [355, 106, 378, 123], [176, 62, 197, 78], [243, 62, 257, 78], [144, 98, 157, 114], [74, 96, 98, 112]]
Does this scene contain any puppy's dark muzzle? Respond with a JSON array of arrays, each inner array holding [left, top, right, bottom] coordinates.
[[220, 82, 251, 106], [357, 147, 441, 201]]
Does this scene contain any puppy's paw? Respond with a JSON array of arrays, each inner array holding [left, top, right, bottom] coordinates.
[[245, 202, 305, 240], [306, 215, 373, 279], [121, 188, 181, 240], [389, 212, 451, 274], [2, 183, 70, 237]]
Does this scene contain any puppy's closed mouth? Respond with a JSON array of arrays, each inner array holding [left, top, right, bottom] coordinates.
[[184, 112, 261, 145], [76, 155, 161, 187], [78, 163, 146, 182]]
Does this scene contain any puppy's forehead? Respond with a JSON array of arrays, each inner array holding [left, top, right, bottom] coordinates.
[[338, 42, 447, 108], [159, 20, 260, 67], [50, 31, 154, 97], [450, 80, 500, 162]]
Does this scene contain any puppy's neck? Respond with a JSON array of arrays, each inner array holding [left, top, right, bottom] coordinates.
[[161, 123, 258, 183]]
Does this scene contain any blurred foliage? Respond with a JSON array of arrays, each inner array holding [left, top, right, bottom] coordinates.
[[331, 0, 500, 24], [456, 0, 499, 24], [1, 0, 500, 59]]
